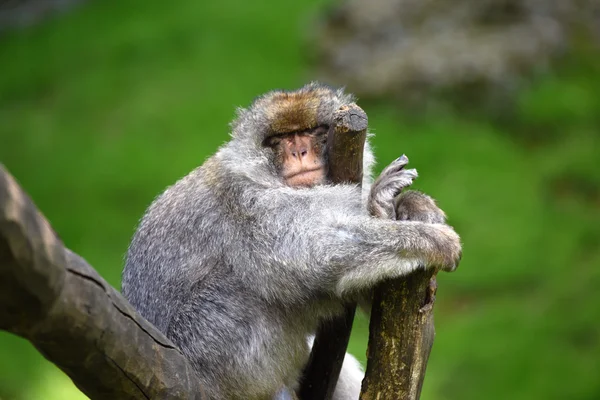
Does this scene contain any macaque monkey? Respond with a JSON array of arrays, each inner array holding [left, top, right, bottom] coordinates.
[[122, 82, 461, 400]]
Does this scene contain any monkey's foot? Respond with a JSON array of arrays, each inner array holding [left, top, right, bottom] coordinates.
[[369, 155, 418, 219]]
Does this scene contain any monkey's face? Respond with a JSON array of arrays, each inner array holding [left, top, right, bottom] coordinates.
[[264, 126, 328, 188], [230, 82, 354, 187]]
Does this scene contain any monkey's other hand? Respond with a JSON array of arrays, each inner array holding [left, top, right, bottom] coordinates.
[[418, 223, 462, 272], [369, 155, 417, 219], [396, 190, 447, 224]]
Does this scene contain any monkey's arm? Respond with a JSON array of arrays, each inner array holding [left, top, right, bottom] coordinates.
[[317, 215, 459, 296], [358, 157, 450, 312], [248, 184, 460, 300], [332, 155, 455, 298]]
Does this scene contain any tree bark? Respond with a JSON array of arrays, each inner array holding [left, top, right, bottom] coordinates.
[[298, 103, 368, 400], [0, 164, 206, 400], [360, 259, 438, 399]]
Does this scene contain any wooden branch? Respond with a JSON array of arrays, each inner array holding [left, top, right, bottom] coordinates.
[[298, 104, 368, 400], [359, 194, 438, 400], [0, 164, 206, 400], [360, 270, 437, 400]]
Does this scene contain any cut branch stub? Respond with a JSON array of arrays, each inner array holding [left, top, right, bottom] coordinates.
[[327, 103, 368, 184], [299, 103, 367, 400], [0, 164, 206, 400]]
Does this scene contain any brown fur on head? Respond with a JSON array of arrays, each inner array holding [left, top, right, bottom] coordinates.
[[265, 92, 320, 134], [230, 82, 355, 144], [261, 86, 333, 134]]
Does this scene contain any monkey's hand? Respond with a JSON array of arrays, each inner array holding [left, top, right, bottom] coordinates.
[[368, 155, 461, 272], [396, 190, 447, 224], [394, 187, 460, 271], [368, 155, 418, 219], [416, 223, 462, 272]]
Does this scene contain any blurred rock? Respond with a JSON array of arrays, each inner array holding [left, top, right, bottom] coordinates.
[[0, 0, 87, 32], [314, 0, 600, 104]]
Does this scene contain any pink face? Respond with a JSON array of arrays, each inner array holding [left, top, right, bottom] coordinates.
[[264, 127, 328, 187]]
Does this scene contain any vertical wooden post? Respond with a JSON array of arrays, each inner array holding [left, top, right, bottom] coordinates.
[[298, 104, 368, 400], [299, 103, 438, 400]]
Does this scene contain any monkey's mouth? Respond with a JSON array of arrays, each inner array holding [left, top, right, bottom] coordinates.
[[284, 167, 325, 187]]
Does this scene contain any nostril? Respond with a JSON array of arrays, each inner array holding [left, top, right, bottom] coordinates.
[[300, 149, 308, 157]]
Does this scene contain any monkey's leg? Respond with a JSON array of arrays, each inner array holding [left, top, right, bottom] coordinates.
[[331, 352, 363, 400], [274, 387, 298, 400]]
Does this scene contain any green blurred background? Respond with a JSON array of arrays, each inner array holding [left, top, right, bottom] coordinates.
[[1, 0, 599, 399]]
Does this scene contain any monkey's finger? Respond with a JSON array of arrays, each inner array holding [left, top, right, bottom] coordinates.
[[380, 154, 409, 177], [374, 168, 418, 191], [385, 155, 410, 173], [388, 168, 418, 190], [398, 168, 418, 181], [373, 170, 418, 202], [451, 250, 463, 271]]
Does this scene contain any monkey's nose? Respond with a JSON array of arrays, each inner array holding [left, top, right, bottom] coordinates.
[[291, 149, 309, 159]]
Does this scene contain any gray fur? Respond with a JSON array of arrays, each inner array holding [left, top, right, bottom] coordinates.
[[122, 83, 461, 400], [396, 190, 448, 224]]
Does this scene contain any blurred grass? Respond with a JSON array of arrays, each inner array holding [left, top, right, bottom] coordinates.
[[1, 1, 600, 399]]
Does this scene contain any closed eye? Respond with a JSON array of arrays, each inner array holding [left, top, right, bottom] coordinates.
[[263, 136, 282, 148], [263, 125, 329, 147], [311, 125, 329, 136], [304, 125, 329, 140]]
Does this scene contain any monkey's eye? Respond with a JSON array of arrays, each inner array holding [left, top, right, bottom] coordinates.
[[263, 136, 282, 148], [317, 125, 329, 134], [310, 125, 329, 137], [313, 126, 329, 142]]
